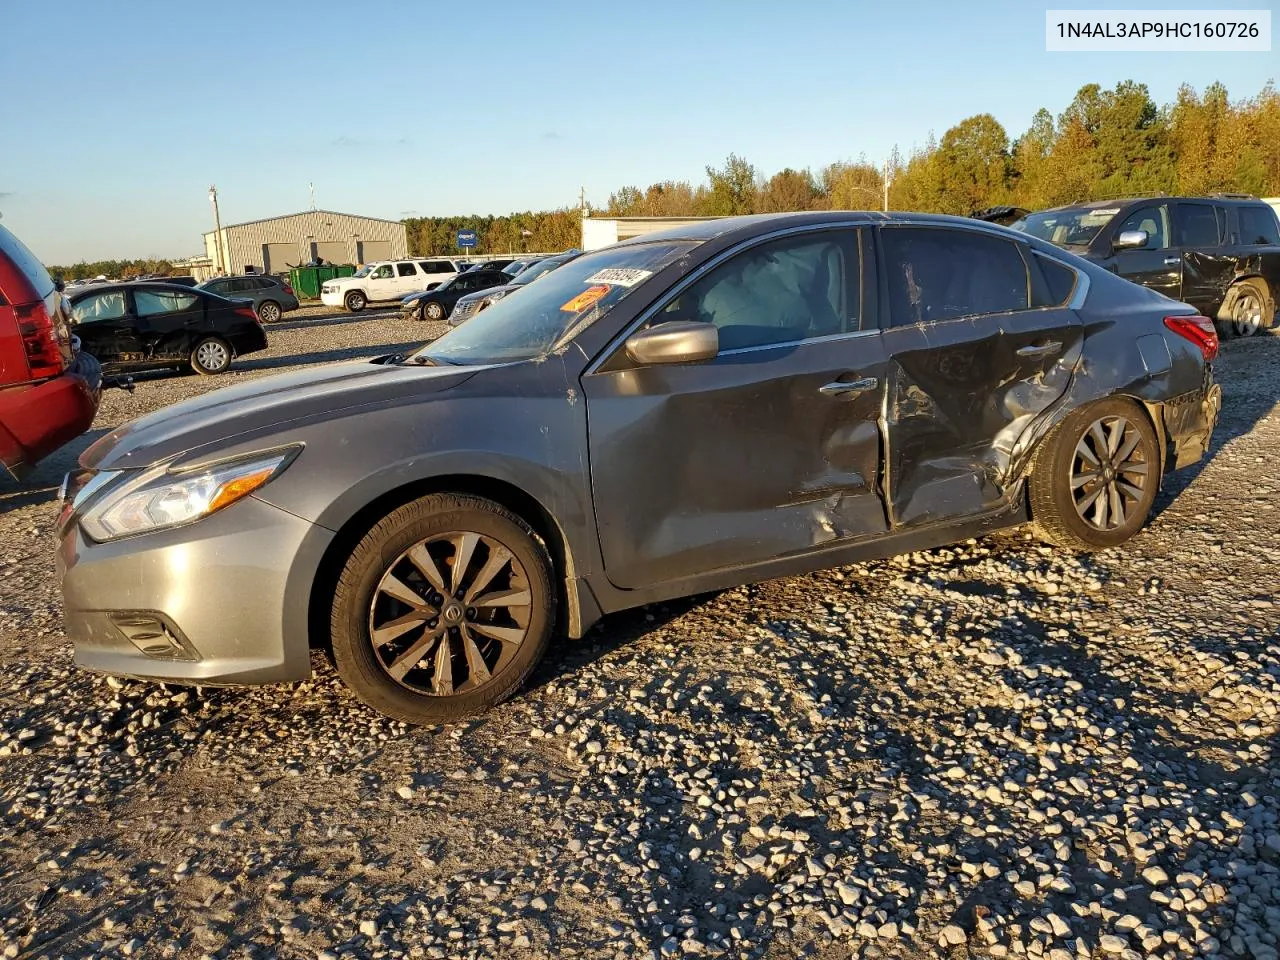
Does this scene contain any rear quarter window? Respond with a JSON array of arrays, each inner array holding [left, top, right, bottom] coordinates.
[[1239, 206, 1280, 245], [1032, 254, 1078, 307], [0, 223, 54, 302]]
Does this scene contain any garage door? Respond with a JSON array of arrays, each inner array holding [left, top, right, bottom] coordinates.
[[358, 240, 391, 264], [263, 243, 300, 274], [314, 241, 349, 266]]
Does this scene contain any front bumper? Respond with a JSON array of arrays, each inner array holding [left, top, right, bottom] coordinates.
[[0, 352, 102, 475], [320, 290, 344, 308], [58, 494, 333, 685]]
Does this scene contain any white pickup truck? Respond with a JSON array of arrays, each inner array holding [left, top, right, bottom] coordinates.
[[321, 258, 462, 312]]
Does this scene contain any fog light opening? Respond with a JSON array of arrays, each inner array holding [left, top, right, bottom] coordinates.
[[109, 613, 199, 661]]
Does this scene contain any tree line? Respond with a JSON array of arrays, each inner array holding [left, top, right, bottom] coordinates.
[[50, 80, 1280, 268], [47, 258, 179, 281], [402, 79, 1278, 255]]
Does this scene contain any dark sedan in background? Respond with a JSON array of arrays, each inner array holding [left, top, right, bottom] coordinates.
[[68, 283, 268, 375], [447, 251, 579, 326], [399, 269, 513, 322], [57, 212, 1219, 724]]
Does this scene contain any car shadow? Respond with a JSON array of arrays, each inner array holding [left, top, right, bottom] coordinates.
[[269, 309, 402, 332], [1149, 332, 1278, 521]]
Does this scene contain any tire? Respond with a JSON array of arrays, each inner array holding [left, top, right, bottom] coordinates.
[[424, 301, 446, 322], [345, 290, 367, 312], [1028, 397, 1160, 552], [189, 336, 233, 375], [1227, 278, 1271, 338], [257, 300, 282, 323], [330, 494, 556, 724]]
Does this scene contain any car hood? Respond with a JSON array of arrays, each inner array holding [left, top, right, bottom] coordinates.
[[81, 357, 483, 471]]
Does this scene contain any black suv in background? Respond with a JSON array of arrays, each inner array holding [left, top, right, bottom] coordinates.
[[1014, 195, 1280, 336]]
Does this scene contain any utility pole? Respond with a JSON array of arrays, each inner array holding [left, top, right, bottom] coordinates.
[[579, 186, 586, 217], [309, 181, 316, 211], [209, 185, 225, 276], [882, 159, 891, 212]]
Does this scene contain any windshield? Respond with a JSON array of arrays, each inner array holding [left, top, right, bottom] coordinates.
[[512, 257, 566, 286], [1012, 207, 1119, 247], [413, 241, 696, 366], [352, 265, 373, 278]]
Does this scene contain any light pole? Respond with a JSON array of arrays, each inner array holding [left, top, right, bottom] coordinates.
[[209, 185, 226, 276], [882, 159, 893, 212]]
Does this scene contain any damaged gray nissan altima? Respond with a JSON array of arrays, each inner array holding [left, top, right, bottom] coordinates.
[[56, 212, 1222, 723]]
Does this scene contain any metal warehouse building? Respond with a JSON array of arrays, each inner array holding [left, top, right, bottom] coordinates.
[[581, 216, 724, 251], [202, 210, 409, 276]]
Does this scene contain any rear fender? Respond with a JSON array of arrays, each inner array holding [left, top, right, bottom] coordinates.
[[1007, 317, 1204, 482]]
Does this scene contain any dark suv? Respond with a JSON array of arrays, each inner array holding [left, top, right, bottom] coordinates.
[[1014, 195, 1280, 336]]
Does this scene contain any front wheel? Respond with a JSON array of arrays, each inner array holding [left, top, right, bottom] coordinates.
[[344, 290, 367, 312], [1028, 398, 1160, 551], [330, 494, 556, 723], [190, 336, 233, 375], [424, 301, 446, 322]]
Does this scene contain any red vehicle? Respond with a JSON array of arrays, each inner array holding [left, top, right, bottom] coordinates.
[[0, 221, 102, 477]]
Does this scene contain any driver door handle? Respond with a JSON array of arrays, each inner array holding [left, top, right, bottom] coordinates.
[[1163, 257, 1180, 265], [1016, 341, 1063, 359], [819, 377, 878, 398]]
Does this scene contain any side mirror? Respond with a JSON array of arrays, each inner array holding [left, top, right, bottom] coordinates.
[[1113, 229, 1149, 251], [625, 321, 719, 366]]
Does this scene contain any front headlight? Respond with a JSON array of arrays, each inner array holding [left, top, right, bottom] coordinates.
[[79, 447, 299, 542]]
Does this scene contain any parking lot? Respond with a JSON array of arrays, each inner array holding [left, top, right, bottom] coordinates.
[[1, 311, 1278, 959]]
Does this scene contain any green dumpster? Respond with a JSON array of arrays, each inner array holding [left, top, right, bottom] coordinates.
[[289, 264, 356, 300]]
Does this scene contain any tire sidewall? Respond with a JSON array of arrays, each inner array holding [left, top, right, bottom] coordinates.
[[345, 290, 366, 312], [330, 496, 555, 722], [1037, 399, 1160, 549], [190, 337, 231, 375]]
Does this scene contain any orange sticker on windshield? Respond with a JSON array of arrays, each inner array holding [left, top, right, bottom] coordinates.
[[560, 284, 610, 313]]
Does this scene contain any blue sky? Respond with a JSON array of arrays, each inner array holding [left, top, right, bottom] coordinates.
[[1, 0, 1274, 263]]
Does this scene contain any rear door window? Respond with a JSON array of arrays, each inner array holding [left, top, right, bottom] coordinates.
[[1239, 205, 1280, 244], [882, 227, 1030, 326], [134, 289, 199, 316], [1177, 203, 1222, 247], [397, 262, 419, 277]]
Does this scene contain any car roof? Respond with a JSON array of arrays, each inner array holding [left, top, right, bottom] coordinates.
[[1033, 195, 1271, 216], [68, 281, 209, 300]]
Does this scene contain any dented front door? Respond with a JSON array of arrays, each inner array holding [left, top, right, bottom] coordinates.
[[583, 228, 889, 591]]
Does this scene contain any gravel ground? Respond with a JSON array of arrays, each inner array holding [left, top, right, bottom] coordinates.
[[0, 311, 1277, 960]]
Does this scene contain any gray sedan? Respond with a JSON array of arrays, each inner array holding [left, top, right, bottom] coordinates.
[[197, 275, 299, 322], [56, 212, 1220, 724]]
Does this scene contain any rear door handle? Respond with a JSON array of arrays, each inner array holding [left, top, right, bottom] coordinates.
[[1163, 257, 1180, 266], [819, 377, 878, 398], [1016, 341, 1062, 359]]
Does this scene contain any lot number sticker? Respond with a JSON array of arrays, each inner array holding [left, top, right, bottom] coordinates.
[[584, 268, 653, 288]]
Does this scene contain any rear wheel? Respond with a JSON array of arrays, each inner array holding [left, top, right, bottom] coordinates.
[[1227, 278, 1270, 338], [330, 494, 556, 723], [190, 336, 232, 375], [345, 290, 367, 312], [257, 300, 282, 323], [424, 301, 446, 322], [1028, 398, 1160, 551]]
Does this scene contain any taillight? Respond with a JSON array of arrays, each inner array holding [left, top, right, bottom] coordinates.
[[234, 306, 260, 324], [281, 281, 295, 296], [16, 300, 67, 379], [1164, 315, 1219, 362]]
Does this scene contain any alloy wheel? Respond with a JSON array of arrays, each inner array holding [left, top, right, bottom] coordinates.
[[1232, 291, 1263, 337], [367, 531, 531, 696], [1070, 415, 1149, 531], [197, 340, 230, 371], [258, 301, 281, 323]]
